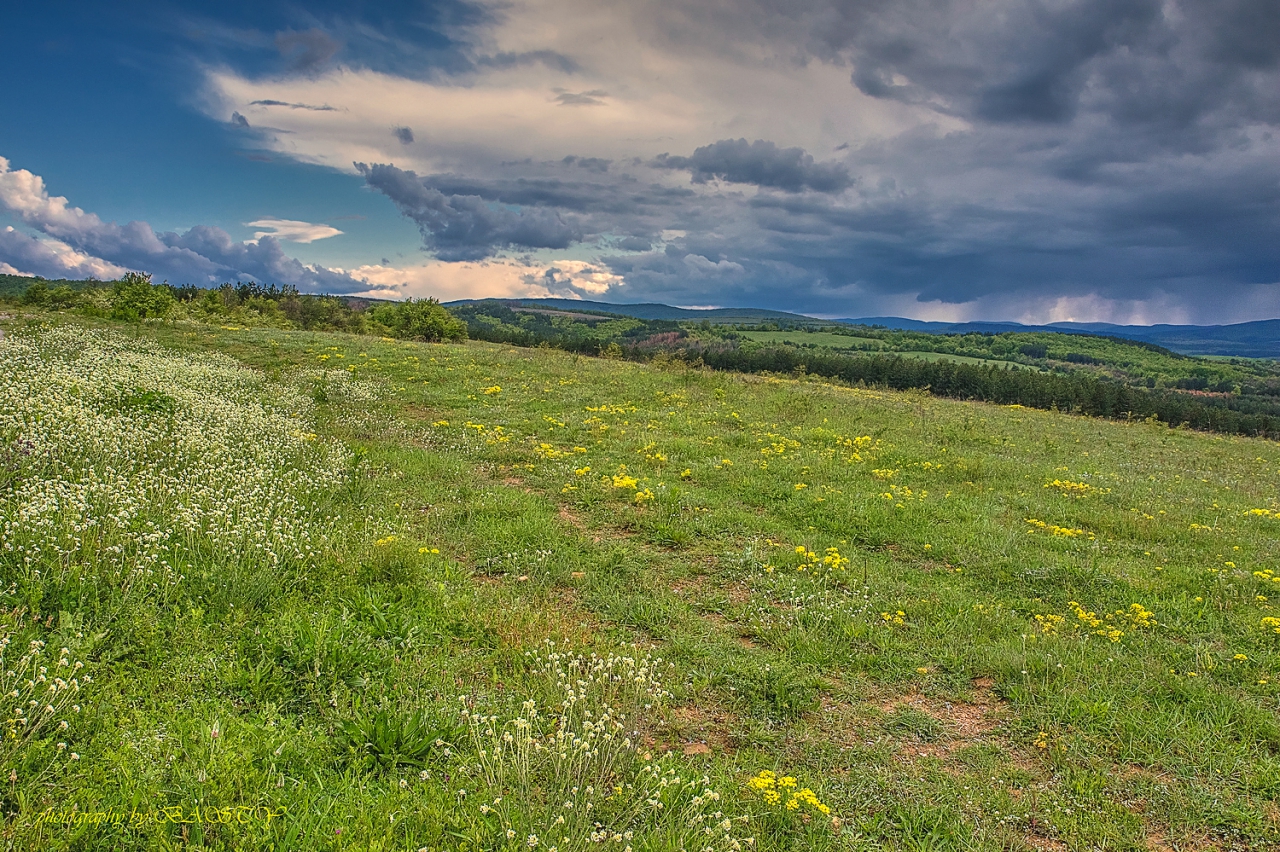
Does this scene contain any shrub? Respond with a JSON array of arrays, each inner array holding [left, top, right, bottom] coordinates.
[[370, 298, 467, 342], [110, 272, 174, 321], [21, 281, 49, 306]]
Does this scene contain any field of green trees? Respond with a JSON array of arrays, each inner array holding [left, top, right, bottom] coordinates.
[[1, 300, 1278, 851]]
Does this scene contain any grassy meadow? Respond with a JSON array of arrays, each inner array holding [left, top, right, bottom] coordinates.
[[1, 311, 1279, 851]]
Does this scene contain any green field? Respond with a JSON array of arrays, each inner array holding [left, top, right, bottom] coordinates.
[[2, 311, 1279, 851], [737, 330, 886, 350]]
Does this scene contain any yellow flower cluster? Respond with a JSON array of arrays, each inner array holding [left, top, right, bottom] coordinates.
[[1045, 479, 1107, 497], [1246, 508, 1276, 518], [1034, 613, 1065, 634], [633, 488, 655, 504], [1252, 569, 1280, 585], [1262, 617, 1280, 635], [1025, 518, 1094, 539], [609, 469, 640, 489], [871, 468, 898, 481], [746, 771, 830, 816], [1032, 602, 1154, 641], [791, 546, 849, 572], [880, 610, 906, 626], [1125, 603, 1157, 628], [482, 385, 502, 395], [464, 422, 512, 444], [834, 435, 874, 450], [881, 483, 926, 503]]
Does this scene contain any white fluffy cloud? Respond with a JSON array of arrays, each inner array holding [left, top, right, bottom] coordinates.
[[202, 0, 942, 178], [246, 218, 343, 243], [349, 257, 624, 302], [0, 226, 128, 280], [0, 156, 364, 290]]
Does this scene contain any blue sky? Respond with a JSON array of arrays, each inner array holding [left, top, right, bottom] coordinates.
[[2, 1, 1278, 324]]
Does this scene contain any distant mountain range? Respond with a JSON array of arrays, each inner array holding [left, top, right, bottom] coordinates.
[[443, 298, 1280, 359], [444, 297, 805, 323]]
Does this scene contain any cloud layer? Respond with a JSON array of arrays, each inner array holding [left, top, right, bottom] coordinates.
[[188, 0, 1280, 322], [0, 157, 365, 290]]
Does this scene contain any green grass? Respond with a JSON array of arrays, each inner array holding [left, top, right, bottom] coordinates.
[[3, 310, 1279, 851]]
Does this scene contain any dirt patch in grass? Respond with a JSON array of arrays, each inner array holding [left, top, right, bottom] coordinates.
[[659, 702, 740, 756], [1023, 833, 1068, 852], [557, 504, 586, 530], [878, 678, 1031, 769]]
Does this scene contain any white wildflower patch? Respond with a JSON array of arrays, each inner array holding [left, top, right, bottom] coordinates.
[[0, 630, 87, 767], [0, 325, 350, 597], [460, 643, 748, 852]]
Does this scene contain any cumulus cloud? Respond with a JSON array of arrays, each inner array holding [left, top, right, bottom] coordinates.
[[356, 162, 585, 261], [0, 226, 128, 280], [0, 157, 366, 290], [655, 138, 853, 193], [246, 218, 343, 243], [349, 257, 623, 301]]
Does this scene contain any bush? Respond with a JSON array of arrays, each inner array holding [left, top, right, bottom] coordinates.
[[20, 281, 48, 306], [369, 298, 467, 342], [110, 272, 174, 321]]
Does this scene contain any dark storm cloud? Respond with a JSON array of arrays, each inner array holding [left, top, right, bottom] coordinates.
[[413, 171, 693, 216], [192, 0, 1279, 321], [275, 28, 341, 73], [356, 162, 585, 261], [562, 156, 611, 173], [654, 139, 853, 193], [797, 0, 1279, 133], [392, 126, 415, 144], [596, 0, 1280, 319]]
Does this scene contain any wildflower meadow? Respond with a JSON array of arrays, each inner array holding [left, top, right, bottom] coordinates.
[[0, 311, 1277, 851]]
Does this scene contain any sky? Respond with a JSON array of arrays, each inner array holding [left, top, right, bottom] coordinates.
[[1, 1, 1278, 325]]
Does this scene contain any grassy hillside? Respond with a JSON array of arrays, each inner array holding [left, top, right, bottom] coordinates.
[[731, 325, 1280, 395], [2, 309, 1278, 851]]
